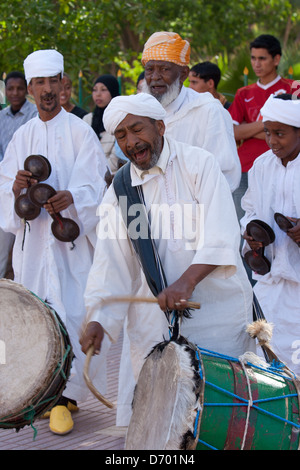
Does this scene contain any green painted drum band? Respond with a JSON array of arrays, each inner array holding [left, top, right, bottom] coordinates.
[[196, 350, 300, 450]]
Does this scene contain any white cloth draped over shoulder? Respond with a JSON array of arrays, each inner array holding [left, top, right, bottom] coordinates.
[[0, 108, 108, 401], [85, 136, 254, 424]]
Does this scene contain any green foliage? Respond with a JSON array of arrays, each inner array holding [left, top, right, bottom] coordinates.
[[0, 0, 299, 104]]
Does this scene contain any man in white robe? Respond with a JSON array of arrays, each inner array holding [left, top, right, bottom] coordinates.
[[0, 49, 108, 434], [241, 93, 300, 375], [81, 93, 255, 426], [140, 31, 241, 192]]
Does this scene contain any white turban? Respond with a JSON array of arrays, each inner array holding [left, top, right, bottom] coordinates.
[[261, 94, 300, 128], [103, 93, 166, 135], [23, 49, 64, 85]]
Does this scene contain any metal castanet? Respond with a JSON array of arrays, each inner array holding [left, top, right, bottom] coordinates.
[[27, 183, 80, 243]]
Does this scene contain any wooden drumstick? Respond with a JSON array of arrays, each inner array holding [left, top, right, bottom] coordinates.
[[100, 296, 201, 310], [83, 345, 115, 409]]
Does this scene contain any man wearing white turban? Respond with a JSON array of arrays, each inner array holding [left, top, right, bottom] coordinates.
[[81, 93, 255, 428], [0, 49, 108, 435], [241, 93, 300, 374], [140, 31, 241, 193]]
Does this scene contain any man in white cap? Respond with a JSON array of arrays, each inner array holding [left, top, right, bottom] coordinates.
[[140, 31, 241, 193], [0, 49, 108, 435], [80, 93, 255, 427], [241, 93, 300, 374]]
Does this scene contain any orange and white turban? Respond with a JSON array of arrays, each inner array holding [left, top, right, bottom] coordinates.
[[141, 32, 190, 67]]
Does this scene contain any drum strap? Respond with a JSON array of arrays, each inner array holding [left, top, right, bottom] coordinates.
[[113, 163, 190, 337]]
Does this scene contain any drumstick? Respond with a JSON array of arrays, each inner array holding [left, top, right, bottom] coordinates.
[[83, 345, 115, 409], [100, 296, 201, 310], [81, 295, 201, 340]]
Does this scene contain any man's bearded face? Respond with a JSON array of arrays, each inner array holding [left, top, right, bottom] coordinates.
[[143, 61, 183, 107], [114, 115, 165, 171]]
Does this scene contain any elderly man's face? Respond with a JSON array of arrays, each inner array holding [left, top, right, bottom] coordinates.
[[143, 61, 189, 106], [114, 114, 165, 171]]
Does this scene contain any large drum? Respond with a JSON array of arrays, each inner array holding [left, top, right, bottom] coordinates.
[[0, 279, 73, 432], [125, 336, 300, 450]]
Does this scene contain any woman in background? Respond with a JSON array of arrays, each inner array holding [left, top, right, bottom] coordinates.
[[84, 74, 125, 178]]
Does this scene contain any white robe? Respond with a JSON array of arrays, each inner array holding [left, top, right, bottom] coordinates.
[[163, 86, 241, 192], [85, 137, 255, 424], [0, 108, 108, 401], [241, 150, 300, 374]]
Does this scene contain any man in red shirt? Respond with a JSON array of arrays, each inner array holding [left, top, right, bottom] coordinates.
[[229, 34, 299, 220]]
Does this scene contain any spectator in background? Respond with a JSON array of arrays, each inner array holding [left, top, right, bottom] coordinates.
[[229, 34, 299, 222], [0, 71, 37, 279], [136, 71, 145, 93], [189, 61, 231, 109], [60, 73, 88, 119], [83, 74, 123, 177], [0, 71, 37, 161]]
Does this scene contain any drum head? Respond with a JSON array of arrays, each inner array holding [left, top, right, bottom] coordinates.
[[125, 337, 202, 450], [246, 220, 275, 246], [27, 183, 57, 207], [0, 280, 67, 426], [24, 155, 51, 182]]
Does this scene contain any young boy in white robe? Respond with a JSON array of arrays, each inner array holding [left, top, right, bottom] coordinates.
[[240, 93, 300, 374]]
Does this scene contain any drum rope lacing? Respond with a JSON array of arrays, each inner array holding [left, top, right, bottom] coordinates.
[[193, 346, 300, 450]]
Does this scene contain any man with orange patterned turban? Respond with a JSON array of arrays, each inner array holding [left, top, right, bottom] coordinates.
[[141, 32, 241, 193]]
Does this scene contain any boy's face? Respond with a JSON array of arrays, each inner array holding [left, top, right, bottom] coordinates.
[[6, 77, 27, 112], [264, 120, 300, 166], [188, 72, 211, 93], [250, 48, 281, 81]]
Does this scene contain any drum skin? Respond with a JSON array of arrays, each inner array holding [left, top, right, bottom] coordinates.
[[197, 351, 300, 450], [0, 279, 73, 430]]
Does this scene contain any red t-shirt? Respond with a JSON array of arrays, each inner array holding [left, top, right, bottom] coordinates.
[[229, 76, 299, 172]]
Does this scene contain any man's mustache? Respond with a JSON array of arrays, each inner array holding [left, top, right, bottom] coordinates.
[[41, 93, 56, 100]]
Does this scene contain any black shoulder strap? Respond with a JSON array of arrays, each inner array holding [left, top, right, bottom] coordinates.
[[113, 163, 167, 298]]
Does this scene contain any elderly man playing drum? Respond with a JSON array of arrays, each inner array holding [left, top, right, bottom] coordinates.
[[139, 31, 241, 193], [81, 93, 256, 427], [0, 49, 108, 435]]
